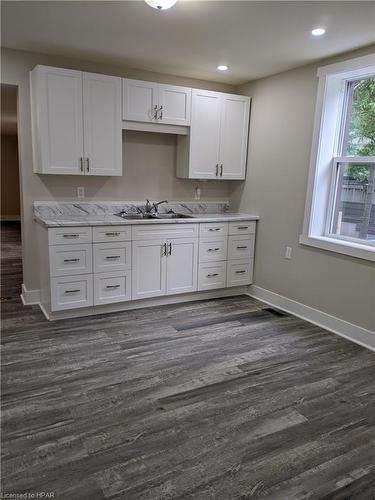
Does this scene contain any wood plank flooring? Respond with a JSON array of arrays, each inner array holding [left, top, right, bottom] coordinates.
[[1, 223, 375, 499]]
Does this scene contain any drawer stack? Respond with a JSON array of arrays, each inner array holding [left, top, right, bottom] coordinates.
[[198, 220, 255, 291]]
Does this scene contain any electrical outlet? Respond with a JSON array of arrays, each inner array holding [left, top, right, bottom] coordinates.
[[285, 246, 292, 260], [77, 187, 85, 199]]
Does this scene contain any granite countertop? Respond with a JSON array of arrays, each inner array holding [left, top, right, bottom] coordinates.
[[35, 213, 259, 228]]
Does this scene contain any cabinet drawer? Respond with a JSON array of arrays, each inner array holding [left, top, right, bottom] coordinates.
[[228, 235, 255, 260], [93, 226, 131, 243], [51, 274, 93, 311], [198, 262, 227, 291], [132, 224, 198, 240], [228, 221, 256, 236], [49, 244, 92, 277], [199, 238, 227, 263], [48, 227, 92, 245], [93, 242, 131, 273], [227, 259, 253, 287], [94, 271, 131, 305], [199, 222, 228, 238]]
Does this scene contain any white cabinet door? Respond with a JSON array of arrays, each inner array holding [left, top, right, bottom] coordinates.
[[188, 89, 221, 179], [158, 84, 191, 126], [83, 73, 122, 176], [219, 94, 250, 180], [34, 66, 84, 175], [132, 239, 167, 300], [122, 78, 158, 123], [166, 238, 198, 295]]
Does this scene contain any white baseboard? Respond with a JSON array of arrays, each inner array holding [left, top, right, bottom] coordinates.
[[247, 285, 375, 352], [20, 284, 41, 305]]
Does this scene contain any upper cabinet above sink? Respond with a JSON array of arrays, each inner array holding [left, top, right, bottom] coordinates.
[[122, 79, 191, 129]]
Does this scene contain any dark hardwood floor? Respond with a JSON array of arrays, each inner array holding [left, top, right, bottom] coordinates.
[[1, 223, 375, 499]]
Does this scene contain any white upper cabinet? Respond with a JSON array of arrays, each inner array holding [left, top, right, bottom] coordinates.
[[122, 79, 191, 126], [186, 90, 222, 179], [82, 72, 122, 176], [158, 84, 191, 126], [31, 66, 84, 175], [31, 65, 122, 176], [122, 79, 158, 123], [219, 94, 250, 180], [177, 90, 250, 180]]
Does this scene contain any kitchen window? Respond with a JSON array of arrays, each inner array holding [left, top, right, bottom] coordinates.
[[300, 54, 375, 261]]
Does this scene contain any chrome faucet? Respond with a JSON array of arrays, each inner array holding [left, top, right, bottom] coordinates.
[[144, 199, 168, 214]]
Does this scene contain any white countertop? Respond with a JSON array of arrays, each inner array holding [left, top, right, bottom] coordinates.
[[35, 213, 259, 228]]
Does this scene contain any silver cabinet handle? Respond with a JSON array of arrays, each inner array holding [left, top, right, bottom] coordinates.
[[106, 284, 120, 289], [237, 246, 248, 249], [208, 228, 220, 232], [65, 289, 80, 294], [159, 105, 163, 120], [207, 248, 220, 252], [220, 164, 223, 177], [153, 105, 158, 120], [86, 158, 90, 172], [207, 273, 219, 277], [237, 226, 249, 230], [63, 258, 80, 263], [235, 270, 246, 274], [105, 255, 121, 260], [63, 234, 79, 238], [105, 232, 120, 236], [168, 242, 172, 255], [162, 243, 167, 256], [79, 157, 84, 172], [215, 164, 219, 176]]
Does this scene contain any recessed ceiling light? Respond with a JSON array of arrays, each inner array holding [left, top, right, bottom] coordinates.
[[144, 0, 177, 10], [217, 65, 229, 71], [311, 28, 326, 36]]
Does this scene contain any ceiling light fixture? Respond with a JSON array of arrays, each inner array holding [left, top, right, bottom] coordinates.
[[144, 0, 177, 10], [311, 27, 326, 36], [217, 65, 229, 71]]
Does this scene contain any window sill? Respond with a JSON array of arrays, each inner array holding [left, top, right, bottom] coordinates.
[[299, 234, 375, 262]]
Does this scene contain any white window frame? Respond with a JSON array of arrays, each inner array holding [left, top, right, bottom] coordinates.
[[300, 54, 375, 262]]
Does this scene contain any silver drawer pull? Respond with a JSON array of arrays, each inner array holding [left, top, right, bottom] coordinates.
[[237, 226, 249, 230], [65, 289, 80, 294], [235, 270, 246, 274], [105, 255, 121, 260], [207, 248, 220, 252], [207, 273, 219, 277], [105, 284, 120, 289], [105, 232, 121, 236], [63, 234, 79, 238], [208, 228, 221, 232], [237, 246, 248, 249], [63, 258, 80, 263]]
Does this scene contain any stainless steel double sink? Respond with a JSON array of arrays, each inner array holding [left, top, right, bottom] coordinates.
[[114, 212, 194, 220]]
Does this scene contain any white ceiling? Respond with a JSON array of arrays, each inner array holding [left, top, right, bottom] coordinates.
[[2, 1, 375, 85]]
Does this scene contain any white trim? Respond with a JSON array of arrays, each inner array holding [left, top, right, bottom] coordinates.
[[247, 285, 375, 352], [122, 120, 188, 135], [37, 286, 248, 321], [299, 234, 375, 261], [20, 283, 41, 305], [301, 53, 375, 262]]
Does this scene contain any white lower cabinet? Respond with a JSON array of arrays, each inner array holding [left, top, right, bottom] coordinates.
[[227, 259, 253, 287], [51, 274, 93, 311], [94, 271, 131, 305], [132, 236, 198, 300], [198, 262, 227, 291], [41, 219, 256, 317], [132, 239, 167, 300]]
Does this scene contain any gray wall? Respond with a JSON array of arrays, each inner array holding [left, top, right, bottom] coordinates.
[[1, 47, 238, 291], [232, 45, 375, 332]]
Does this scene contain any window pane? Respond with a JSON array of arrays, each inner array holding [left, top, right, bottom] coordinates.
[[345, 78, 375, 156], [330, 162, 375, 243]]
